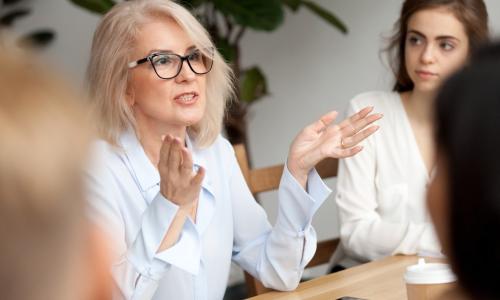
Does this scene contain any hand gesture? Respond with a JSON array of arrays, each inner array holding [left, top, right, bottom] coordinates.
[[158, 135, 204, 211], [287, 106, 382, 186]]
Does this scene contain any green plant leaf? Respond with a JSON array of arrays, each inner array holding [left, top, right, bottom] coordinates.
[[68, 0, 116, 15], [214, 37, 236, 63], [280, 0, 301, 11], [240, 66, 268, 103], [17, 30, 55, 48], [3, 0, 24, 6], [301, 1, 347, 33], [213, 0, 284, 31], [0, 8, 30, 26]]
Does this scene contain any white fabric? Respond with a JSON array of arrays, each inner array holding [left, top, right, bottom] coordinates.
[[86, 128, 331, 300], [333, 91, 441, 266]]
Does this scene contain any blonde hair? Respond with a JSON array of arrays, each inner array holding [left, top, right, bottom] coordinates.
[[0, 49, 93, 300], [87, 0, 234, 148]]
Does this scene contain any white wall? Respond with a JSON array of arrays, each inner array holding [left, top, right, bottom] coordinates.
[[9, 0, 500, 284]]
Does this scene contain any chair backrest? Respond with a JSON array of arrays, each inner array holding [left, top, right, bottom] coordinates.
[[233, 144, 340, 296]]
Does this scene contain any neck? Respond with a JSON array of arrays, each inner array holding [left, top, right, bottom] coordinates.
[[403, 89, 436, 125], [134, 115, 186, 167]]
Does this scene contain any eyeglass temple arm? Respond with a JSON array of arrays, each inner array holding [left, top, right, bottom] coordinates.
[[128, 57, 148, 68]]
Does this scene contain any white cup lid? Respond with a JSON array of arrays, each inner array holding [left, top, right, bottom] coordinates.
[[404, 258, 457, 284]]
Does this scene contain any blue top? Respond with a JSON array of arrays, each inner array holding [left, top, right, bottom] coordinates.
[[86, 128, 331, 300]]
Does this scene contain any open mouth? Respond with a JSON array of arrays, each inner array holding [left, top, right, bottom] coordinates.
[[174, 92, 198, 105]]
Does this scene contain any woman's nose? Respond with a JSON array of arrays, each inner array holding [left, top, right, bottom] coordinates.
[[175, 60, 196, 83]]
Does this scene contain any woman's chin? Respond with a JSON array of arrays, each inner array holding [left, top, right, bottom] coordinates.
[[182, 116, 203, 127]]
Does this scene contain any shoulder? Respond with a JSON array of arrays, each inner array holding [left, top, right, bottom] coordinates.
[[87, 139, 126, 178], [348, 91, 400, 114]]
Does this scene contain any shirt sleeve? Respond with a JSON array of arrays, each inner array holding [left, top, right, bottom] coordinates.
[[230, 148, 331, 291], [335, 100, 441, 262], [86, 150, 201, 300]]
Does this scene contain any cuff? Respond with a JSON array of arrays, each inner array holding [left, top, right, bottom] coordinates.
[[275, 164, 331, 234], [128, 193, 201, 280]]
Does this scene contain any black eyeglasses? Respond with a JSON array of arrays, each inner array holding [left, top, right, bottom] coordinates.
[[128, 48, 214, 79]]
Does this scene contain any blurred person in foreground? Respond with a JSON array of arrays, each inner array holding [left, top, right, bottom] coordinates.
[[0, 48, 111, 300], [428, 42, 500, 300]]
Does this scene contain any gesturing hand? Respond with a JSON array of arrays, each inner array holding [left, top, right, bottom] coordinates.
[[287, 106, 382, 187], [158, 135, 204, 211]]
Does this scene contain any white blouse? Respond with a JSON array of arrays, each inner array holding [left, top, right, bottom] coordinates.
[[86, 128, 331, 300], [335, 91, 441, 265]]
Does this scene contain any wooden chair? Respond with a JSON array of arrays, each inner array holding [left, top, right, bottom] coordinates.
[[233, 144, 340, 296]]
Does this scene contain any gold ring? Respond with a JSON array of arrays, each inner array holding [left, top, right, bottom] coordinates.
[[341, 139, 347, 148]]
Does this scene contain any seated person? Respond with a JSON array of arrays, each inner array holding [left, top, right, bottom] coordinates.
[[332, 0, 489, 269], [428, 41, 500, 300], [84, 0, 382, 298], [0, 49, 110, 300]]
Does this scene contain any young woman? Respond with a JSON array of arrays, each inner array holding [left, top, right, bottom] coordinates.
[[85, 1, 381, 299], [333, 0, 489, 268]]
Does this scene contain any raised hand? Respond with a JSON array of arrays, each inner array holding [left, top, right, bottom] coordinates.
[[287, 106, 382, 187], [158, 135, 204, 212]]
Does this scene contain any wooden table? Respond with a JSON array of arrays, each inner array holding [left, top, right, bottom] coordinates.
[[249, 255, 443, 300]]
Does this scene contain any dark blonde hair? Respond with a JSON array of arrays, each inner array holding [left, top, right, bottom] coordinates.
[[0, 49, 93, 300], [386, 0, 489, 92]]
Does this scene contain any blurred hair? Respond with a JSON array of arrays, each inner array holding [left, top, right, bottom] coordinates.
[[434, 41, 500, 300], [0, 48, 94, 300], [385, 0, 489, 92], [86, 0, 234, 148]]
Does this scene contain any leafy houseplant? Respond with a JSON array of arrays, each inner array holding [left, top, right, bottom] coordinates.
[[69, 0, 347, 147], [0, 0, 55, 48]]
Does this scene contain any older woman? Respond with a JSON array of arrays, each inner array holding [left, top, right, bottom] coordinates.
[[85, 1, 381, 299]]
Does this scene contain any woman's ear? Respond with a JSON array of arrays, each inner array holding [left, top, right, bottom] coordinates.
[[125, 83, 135, 106]]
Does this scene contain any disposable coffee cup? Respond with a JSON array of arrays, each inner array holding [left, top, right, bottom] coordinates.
[[404, 258, 457, 300]]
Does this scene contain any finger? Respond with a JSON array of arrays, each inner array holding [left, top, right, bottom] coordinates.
[[191, 166, 205, 186], [342, 125, 380, 147], [338, 106, 374, 129], [169, 138, 182, 171], [159, 134, 173, 165], [180, 147, 194, 175], [337, 145, 364, 158], [310, 110, 338, 133], [340, 112, 382, 137]]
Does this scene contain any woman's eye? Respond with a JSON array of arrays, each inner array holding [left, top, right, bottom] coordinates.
[[153, 55, 172, 66], [189, 51, 202, 62], [408, 35, 422, 46], [440, 41, 455, 51]]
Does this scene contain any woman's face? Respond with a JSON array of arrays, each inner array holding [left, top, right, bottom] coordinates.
[[127, 18, 207, 131], [405, 7, 469, 93], [427, 155, 450, 255]]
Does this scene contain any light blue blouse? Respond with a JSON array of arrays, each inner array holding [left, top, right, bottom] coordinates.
[[86, 128, 331, 300]]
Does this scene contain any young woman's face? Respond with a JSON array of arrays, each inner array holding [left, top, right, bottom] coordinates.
[[127, 18, 207, 131], [405, 7, 469, 93]]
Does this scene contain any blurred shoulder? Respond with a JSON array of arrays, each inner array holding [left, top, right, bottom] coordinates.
[[87, 139, 125, 174], [348, 91, 400, 113]]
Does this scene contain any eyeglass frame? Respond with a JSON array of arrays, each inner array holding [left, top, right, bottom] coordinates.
[[127, 47, 214, 80]]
